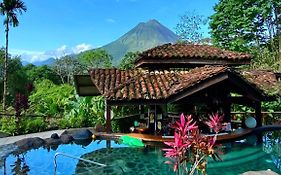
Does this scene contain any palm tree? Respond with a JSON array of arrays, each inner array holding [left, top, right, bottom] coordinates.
[[0, 0, 26, 110]]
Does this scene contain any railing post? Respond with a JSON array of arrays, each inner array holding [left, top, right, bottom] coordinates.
[[105, 100, 112, 133]]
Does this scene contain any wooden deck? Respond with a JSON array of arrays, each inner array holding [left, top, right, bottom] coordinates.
[[94, 128, 255, 143], [94, 125, 281, 143]]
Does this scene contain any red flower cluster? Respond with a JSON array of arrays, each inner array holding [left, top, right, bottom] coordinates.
[[163, 113, 223, 174]]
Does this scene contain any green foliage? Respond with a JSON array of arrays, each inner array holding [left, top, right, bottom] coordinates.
[[0, 54, 30, 106], [60, 96, 105, 128], [21, 117, 47, 134], [1, 0, 27, 109], [24, 64, 61, 84], [250, 48, 281, 72], [78, 49, 113, 68], [262, 98, 281, 112], [0, 117, 17, 135], [29, 80, 75, 117], [210, 0, 281, 52], [118, 52, 139, 70], [175, 11, 208, 43]]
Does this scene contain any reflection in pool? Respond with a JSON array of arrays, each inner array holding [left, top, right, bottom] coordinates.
[[0, 132, 281, 175]]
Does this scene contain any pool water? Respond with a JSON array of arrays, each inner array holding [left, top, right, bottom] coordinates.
[[0, 132, 281, 175]]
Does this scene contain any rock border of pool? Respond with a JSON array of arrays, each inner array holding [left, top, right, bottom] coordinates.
[[0, 128, 96, 162]]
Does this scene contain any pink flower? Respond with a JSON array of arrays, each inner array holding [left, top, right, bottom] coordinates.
[[174, 114, 198, 135], [163, 113, 223, 173], [205, 113, 224, 133]]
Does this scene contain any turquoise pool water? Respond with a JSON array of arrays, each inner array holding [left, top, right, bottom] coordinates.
[[0, 132, 281, 175]]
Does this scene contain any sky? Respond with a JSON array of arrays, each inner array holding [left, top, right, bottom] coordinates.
[[0, 0, 218, 63]]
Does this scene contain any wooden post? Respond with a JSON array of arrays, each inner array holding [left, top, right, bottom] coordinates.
[[154, 105, 157, 135], [224, 96, 231, 123], [105, 101, 112, 133], [255, 101, 262, 127], [140, 105, 144, 119]]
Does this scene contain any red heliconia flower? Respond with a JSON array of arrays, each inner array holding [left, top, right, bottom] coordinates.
[[163, 132, 191, 158], [163, 113, 223, 173], [205, 113, 224, 133], [174, 113, 198, 135]]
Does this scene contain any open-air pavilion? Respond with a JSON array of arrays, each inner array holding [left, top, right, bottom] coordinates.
[[74, 43, 281, 138]]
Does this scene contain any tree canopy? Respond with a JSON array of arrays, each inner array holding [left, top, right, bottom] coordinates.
[[210, 0, 281, 52], [118, 52, 139, 70], [175, 11, 208, 43], [77, 49, 113, 68]]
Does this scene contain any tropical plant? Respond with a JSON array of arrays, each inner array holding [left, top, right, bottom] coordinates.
[[163, 113, 223, 175], [0, 116, 17, 135], [0, 0, 27, 110], [28, 79, 75, 117], [21, 117, 47, 134]]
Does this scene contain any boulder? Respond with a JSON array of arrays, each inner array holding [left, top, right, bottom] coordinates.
[[60, 134, 74, 144], [71, 129, 93, 140], [51, 133, 59, 139], [15, 137, 45, 151], [45, 138, 62, 146]]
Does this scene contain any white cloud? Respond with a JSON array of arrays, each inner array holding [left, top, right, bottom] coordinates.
[[106, 18, 116, 23], [74, 43, 92, 53], [10, 43, 93, 63]]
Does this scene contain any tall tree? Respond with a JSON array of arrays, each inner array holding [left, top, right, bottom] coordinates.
[[0, 0, 27, 110], [210, 0, 281, 52], [77, 49, 113, 68], [175, 11, 208, 43], [118, 51, 139, 70], [53, 55, 86, 84]]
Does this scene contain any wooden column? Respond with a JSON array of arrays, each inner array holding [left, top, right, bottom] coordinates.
[[139, 105, 144, 119], [255, 101, 262, 127], [223, 96, 231, 123], [154, 105, 157, 135], [105, 101, 112, 133]]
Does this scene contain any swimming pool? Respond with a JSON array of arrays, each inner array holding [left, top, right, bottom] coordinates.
[[0, 132, 281, 175]]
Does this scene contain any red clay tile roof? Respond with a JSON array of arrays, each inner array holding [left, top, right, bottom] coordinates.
[[171, 66, 228, 94], [135, 43, 253, 68], [89, 69, 140, 95], [138, 43, 252, 60], [241, 70, 281, 96], [89, 66, 229, 101]]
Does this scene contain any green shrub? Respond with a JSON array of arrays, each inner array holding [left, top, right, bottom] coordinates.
[[0, 117, 17, 135], [29, 79, 75, 117], [61, 96, 106, 129], [21, 117, 47, 134]]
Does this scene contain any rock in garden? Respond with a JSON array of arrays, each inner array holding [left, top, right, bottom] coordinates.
[[45, 138, 62, 146], [51, 133, 59, 139], [71, 129, 93, 140], [60, 134, 74, 144], [15, 137, 45, 150]]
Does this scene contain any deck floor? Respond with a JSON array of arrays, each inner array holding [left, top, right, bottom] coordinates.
[[94, 128, 255, 143], [94, 125, 281, 143]]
